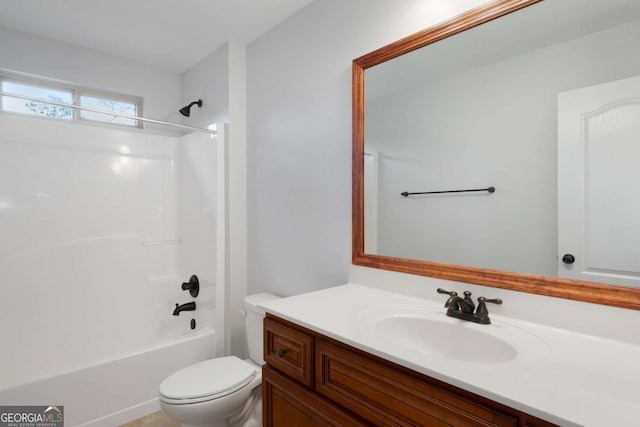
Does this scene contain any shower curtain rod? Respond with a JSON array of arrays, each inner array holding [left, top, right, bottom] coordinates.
[[0, 91, 217, 136]]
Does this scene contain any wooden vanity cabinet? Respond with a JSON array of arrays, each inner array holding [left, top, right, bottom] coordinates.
[[263, 366, 367, 426], [263, 314, 557, 427]]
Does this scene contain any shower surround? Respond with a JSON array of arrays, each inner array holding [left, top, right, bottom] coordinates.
[[0, 113, 224, 426]]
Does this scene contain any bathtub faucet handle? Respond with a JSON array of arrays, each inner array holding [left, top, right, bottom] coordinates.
[[181, 275, 199, 298]]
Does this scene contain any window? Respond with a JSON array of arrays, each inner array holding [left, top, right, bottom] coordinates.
[[1, 80, 74, 119], [79, 95, 138, 127], [0, 73, 142, 128]]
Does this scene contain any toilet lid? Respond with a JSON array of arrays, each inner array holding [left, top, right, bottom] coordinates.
[[159, 356, 256, 401]]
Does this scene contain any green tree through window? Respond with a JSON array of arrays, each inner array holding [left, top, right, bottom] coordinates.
[[25, 95, 73, 118]]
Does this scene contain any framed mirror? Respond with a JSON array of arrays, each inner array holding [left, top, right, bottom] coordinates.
[[352, 0, 640, 310]]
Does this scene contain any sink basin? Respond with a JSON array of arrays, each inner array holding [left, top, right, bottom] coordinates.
[[360, 305, 549, 364]]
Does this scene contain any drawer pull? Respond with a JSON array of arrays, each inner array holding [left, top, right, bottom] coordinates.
[[277, 348, 288, 357]]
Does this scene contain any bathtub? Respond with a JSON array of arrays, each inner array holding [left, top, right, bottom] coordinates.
[[0, 113, 224, 426], [0, 327, 216, 426]]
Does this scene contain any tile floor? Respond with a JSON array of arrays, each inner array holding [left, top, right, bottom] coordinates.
[[119, 410, 179, 427]]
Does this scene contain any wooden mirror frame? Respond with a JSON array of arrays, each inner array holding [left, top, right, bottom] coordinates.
[[352, 0, 640, 311]]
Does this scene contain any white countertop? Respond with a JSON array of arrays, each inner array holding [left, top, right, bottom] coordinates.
[[260, 283, 640, 427]]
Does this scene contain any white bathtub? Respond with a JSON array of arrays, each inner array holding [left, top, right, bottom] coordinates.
[[0, 327, 216, 426]]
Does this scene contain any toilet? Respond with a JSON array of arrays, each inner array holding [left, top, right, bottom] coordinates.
[[159, 293, 280, 427]]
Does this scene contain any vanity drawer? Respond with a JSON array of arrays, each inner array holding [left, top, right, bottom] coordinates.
[[264, 316, 314, 387], [315, 340, 518, 427]]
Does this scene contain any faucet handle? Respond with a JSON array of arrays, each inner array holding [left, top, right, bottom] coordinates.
[[476, 296, 503, 319], [181, 275, 199, 298], [437, 288, 459, 309], [437, 288, 457, 296]]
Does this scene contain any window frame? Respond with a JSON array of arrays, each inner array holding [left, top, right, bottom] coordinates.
[[0, 72, 143, 129]]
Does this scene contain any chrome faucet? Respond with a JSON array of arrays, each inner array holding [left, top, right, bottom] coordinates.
[[173, 301, 196, 316], [437, 288, 502, 324]]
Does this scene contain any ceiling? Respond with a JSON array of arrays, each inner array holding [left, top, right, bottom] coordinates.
[[0, 0, 313, 73]]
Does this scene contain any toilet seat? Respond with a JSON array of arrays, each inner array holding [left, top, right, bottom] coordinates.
[[159, 356, 257, 405]]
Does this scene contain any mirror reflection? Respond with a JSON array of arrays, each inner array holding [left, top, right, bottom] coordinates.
[[363, 0, 640, 288]]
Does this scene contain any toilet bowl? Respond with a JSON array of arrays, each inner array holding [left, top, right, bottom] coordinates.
[[159, 293, 280, 427]]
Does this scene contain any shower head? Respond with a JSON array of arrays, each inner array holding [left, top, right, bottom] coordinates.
[[179, 99, 203, 117]]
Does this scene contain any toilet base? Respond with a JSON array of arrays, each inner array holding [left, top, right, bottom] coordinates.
[[228, 387, 261, 427], [161, 383, 262, 427]]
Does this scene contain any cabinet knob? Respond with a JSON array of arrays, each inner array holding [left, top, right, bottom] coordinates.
[[562, 254, 575, 264], [276, 348, 288, 357]]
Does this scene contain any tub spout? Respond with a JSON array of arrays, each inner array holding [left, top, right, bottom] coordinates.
[[173, 301, 196, 316]]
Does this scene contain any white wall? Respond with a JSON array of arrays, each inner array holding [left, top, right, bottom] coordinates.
[[226, 43, 249, 357], [180, 41, 248, 357], [247, 0, 489, 297], [0, 27, 182, 122], [181, 43, 230, 128], [366, 18, 640, 277], [180, 44, 233, 354]]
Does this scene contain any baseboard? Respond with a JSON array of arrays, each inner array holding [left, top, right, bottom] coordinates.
[[78, 398, 161, 427]]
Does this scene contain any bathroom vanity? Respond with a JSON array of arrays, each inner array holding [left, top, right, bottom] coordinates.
[[262, 315, 554, 426], [261, 284, 640, 426]]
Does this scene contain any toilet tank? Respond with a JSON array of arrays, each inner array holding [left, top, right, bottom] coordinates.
[[243, 293, 280, 365]]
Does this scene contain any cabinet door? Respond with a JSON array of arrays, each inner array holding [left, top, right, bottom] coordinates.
[[263, 366, 368, 427], [316, 340, 518, 427], [264, 316, 314, 387]]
